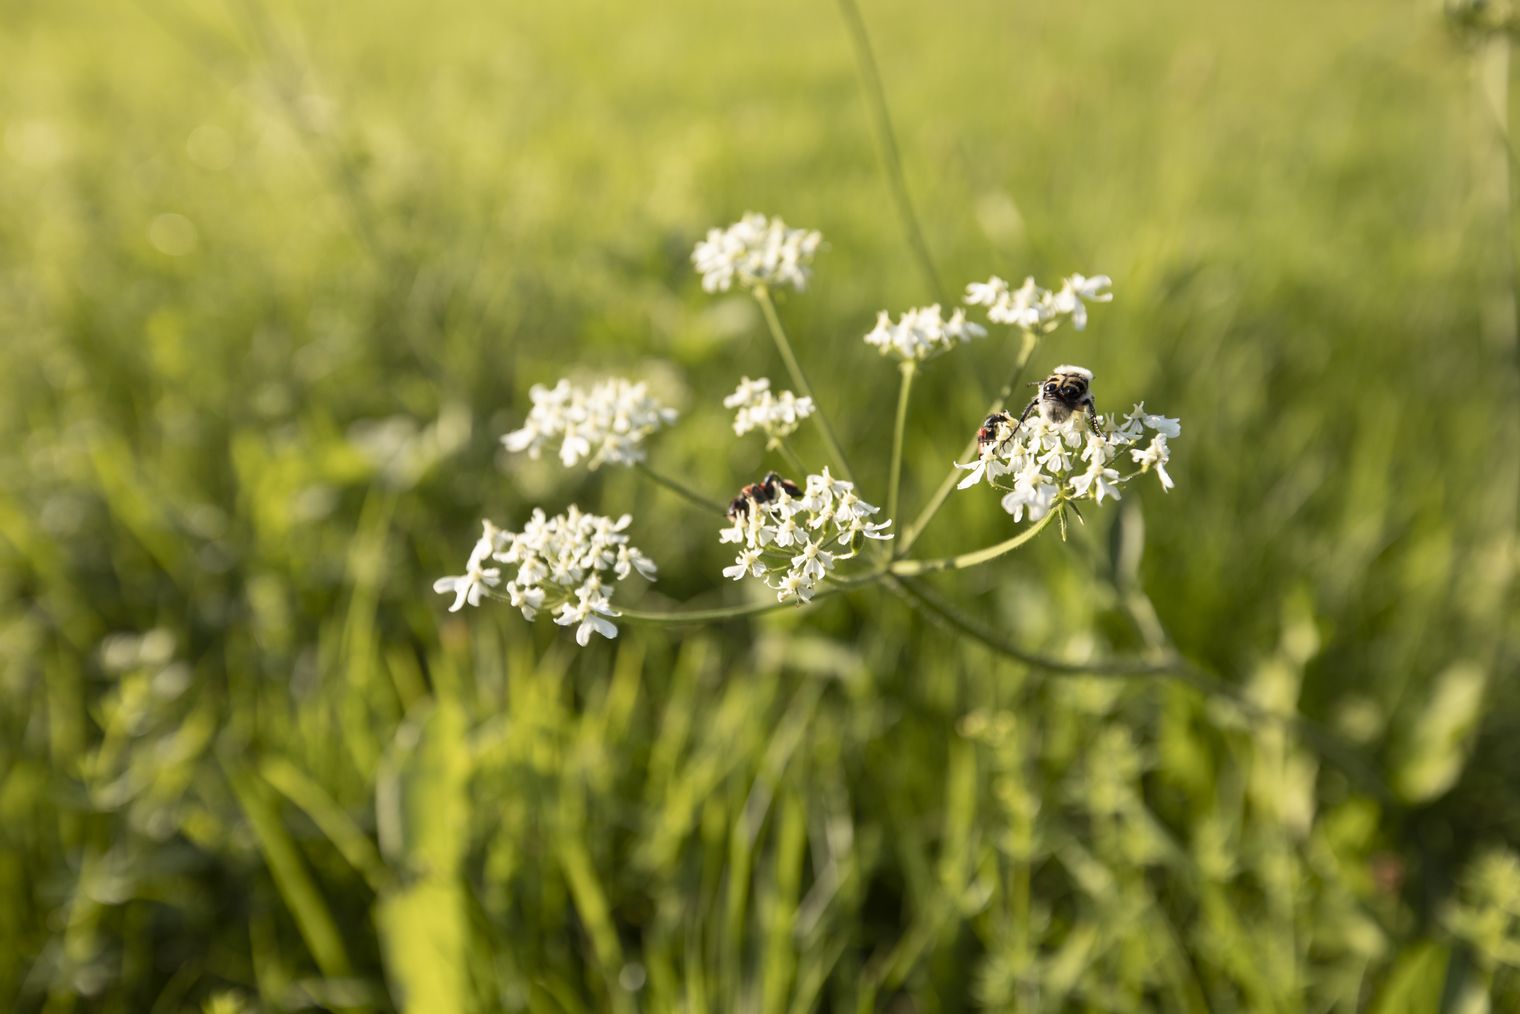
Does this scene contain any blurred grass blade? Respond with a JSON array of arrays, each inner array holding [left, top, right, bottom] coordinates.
[[374, 701, 471, 1013], [224, 764, 357, 987]]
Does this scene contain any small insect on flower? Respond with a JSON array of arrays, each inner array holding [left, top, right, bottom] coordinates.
[[977, 411, 1013, 451], [955, 366, 1181, 522], [726, 471, 802, 519], [720, 468, 892, 604], [1014, 365, 1099, 431]]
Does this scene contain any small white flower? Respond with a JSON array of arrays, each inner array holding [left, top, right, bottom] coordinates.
[[554, 598, 620, 647], [692, 213, 822, 293], [723, 376, 771, 409], [862, 304, 986, 362], [502, 377, 677, 470], [790, 540, 833, 582], [1131, 434, 1175, 491], [1070, 458, 1123, 504], [771, 571, 814, 604], [431, 553, 501, 613], [1049, 274, 1113, 330], [723, 547, 766, 581]]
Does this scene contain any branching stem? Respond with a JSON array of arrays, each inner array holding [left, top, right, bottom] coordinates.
[[886, 362, 916, 542], [633, 461, 727, 515], [754, 287, 854, 481], [898, 329, 1039, 553]]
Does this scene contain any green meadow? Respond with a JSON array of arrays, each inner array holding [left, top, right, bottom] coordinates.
[[2, 0, 1518, 1009]]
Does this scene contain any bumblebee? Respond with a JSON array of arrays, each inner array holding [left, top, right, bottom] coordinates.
[[727, 471, 802, 518], [1018, 365, 1098, 428], [976, 365, 1098, 449]]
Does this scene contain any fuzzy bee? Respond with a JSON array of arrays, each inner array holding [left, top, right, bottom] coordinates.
[[727, 471, 802, 518], [976, 365, 1099, 450], [1023, 365, 1098, 427]]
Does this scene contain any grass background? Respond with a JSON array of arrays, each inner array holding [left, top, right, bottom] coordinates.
[[2, 0, 1519, 1009]]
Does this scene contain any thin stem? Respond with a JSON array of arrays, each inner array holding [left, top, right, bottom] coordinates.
[[834, 0, 945, 303], [619, 572, 879, 625], [773, 439, 808, 478], [633, 461, 728, 515], [890, 575, 1392, 799], [617, 599, 798, 625], [886, 362, 916, 540], [898, 329, 1039, 554], [889, 508, 1056, 576], [754, 287, 854, 480], [887, 574, 1166, 675]]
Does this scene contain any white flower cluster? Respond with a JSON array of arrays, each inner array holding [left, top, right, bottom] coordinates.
[[691, 212, 822, 294], [501, 377, 677, 469], [862, 304, 987, 362], [720, 470, 893, 604], [724, 376, 815, 443], [964, 273, 1112, 333], [956, 402, 1180, 522], [433, 508, 657, 646]]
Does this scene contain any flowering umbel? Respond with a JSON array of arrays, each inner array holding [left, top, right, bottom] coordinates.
[[956, 386, 1181, 523], [434, 509, 657, 645], [963, 273, 1112, 333], [720, 470, 893, 604], [863, 304, 986, 362], [501, 377, 677, 469], [724, 376, 815, 445], [691, 213, 822, 294]]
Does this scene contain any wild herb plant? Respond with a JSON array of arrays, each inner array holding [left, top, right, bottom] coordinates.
[[436, 215, 1181, 653]]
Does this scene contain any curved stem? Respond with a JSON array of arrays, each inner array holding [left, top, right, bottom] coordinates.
[[617, 599, 798, 624], [886, 362, 916, 541], [633, 461, 727, 515], [889, 508, 1056, 576], [619, 571, 881, 625], [834, 0, 945, 304], [898, 329, 1039, 554], [890, 576, 1392, 799], [887, 574, 1167, 675], [754, 287, 854, 480]]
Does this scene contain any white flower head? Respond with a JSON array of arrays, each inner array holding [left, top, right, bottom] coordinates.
[[434, 506, 657, 646], [720, 470, 891, 605], [692, 213, 822, 294], [725, 375, 815, 444], [963, 272, 1113, 335], [863, 304, 987, 362], [502, 377, 677, 470], [955, 372, 1180, 521]]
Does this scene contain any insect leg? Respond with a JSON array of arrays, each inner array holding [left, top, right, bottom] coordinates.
[[1014, 397, 1040, 429]]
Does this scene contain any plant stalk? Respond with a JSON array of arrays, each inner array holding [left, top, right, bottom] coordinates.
[[898, 329, 1039, 553], [754, 287, 854, 481]]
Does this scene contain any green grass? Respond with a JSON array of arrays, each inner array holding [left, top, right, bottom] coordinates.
[[2, 0, 1519, 1009]]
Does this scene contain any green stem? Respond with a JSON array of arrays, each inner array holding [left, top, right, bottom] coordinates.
[[898, 329, 1039, 554], [634, 461, 728, 515], [889, 508, 1056, 576], [619, 573, 879, 625], [773, 439, 808, 478], [834, 0, 945, 303], [886, 362, 916, 541], [754, 287, 854, 480], [890, 575, 1392, 798]]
